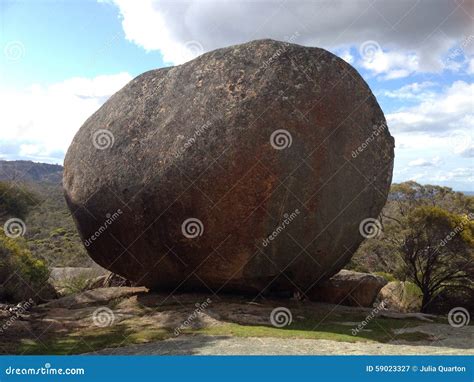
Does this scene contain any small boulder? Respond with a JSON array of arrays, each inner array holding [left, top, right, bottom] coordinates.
[[378, 281, 422, 313], [39, 287, 148, 310], [307, 269, 387, 307]]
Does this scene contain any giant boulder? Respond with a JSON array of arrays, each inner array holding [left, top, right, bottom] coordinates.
[[64, 39, 394, 294]]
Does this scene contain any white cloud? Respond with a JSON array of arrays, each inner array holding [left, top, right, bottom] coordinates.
[[432, 168, 474, 183], [388, 80, 473, 189], [394, 164, 474, 189], [339, 49, 354, 64], [110, 0, 204, 64], [468, 58, 474, 74], [107, 0, 472, 73], [408, 156, 441, 167], [387, 81, 474, 135], [360, 50, 419, 79], [384, 81, 436, 100], [450, 129, 474, 158], [408, 172, 428, 182], [457, 145, 474, 158], [0, 72, 132, 163]]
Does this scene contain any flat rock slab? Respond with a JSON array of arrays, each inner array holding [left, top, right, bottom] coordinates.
[[91, 334, 474, 355], [39, 287, 148, 309]]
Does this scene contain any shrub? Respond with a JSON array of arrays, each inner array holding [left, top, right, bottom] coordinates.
[[0, 231, 51, 302], [56, 274, 93, 296], [0, 181, 39, 221]]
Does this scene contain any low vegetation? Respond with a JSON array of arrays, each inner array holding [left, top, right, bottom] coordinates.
[[350, 181, 474, 313], [0, 178, 90, 275], [0, 230, 49, 302], [0, 181, 39, 221]]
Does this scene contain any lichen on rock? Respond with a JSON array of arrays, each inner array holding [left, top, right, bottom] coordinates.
[[63, 39, 394, 294]]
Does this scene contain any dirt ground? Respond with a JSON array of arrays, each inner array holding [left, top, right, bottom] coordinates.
[[2, 287, 472, 355], [92, 329, 474, 355]]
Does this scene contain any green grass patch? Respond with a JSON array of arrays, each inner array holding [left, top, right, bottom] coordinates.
[[393, 331, 432, 342], [190, 315, 430, 344], [15, 309, 436, 354], [192, 323, 360, 342], [18, 325, 172, 355]]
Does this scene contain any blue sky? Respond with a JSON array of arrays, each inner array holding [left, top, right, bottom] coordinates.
[[1, 1, 165, 87], [0, 0, 472, 190]]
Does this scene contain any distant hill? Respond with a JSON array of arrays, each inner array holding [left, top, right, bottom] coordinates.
[[0, 160, 92, 267], [0, 160, 63, 183]]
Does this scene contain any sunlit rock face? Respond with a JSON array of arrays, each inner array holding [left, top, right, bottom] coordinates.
[[64, 39, 394, 294]]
